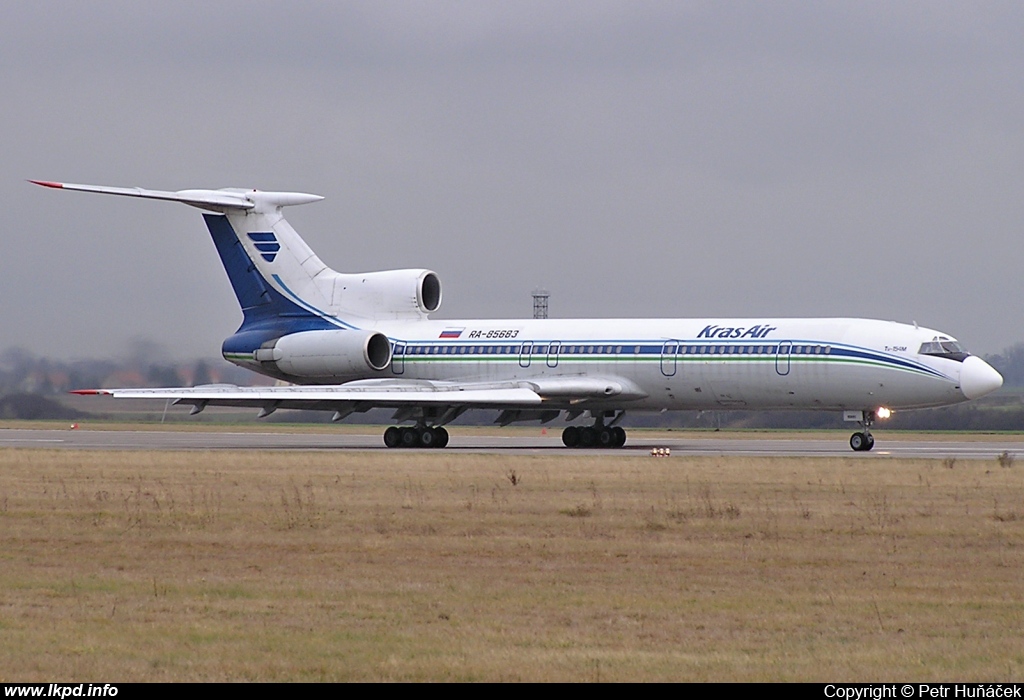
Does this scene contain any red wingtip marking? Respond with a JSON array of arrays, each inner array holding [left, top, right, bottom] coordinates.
[[29, 179, 64, 188], [70, 389, 108, 395]]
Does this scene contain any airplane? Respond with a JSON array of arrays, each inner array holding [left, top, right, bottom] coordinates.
[[32, 179, 1004, 451]]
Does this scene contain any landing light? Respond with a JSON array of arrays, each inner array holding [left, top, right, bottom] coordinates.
[[876, 407, 892, 420]]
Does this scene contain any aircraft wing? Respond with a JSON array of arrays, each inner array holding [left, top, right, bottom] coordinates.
[[74, 382, 541, 410], [71, 376, 646, 422]]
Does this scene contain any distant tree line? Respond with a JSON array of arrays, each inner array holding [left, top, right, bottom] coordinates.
[[0, 346, 259, 421], [982, 343, 1024, 388], [0, 347, 256, 397]]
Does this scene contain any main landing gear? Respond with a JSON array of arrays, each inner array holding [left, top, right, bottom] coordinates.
[[561, 412, 627, 449], [849, 410, 876, 452], [561, 425, 627, 448], [383, 425, 449, 449]]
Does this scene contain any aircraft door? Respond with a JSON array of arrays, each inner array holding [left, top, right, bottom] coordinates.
[[519, 341, 533, 368], [547, 341, 561, 368], [392, 341, 406, 375], [775, 341, 792, 376], [660, 340, 680, 377]]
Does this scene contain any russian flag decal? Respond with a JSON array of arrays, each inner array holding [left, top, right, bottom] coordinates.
[[439, 328, 464, 339]]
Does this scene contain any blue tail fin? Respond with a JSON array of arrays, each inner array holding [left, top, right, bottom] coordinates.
[[204, 214, 275, 318], [203, 213, 344, 361]]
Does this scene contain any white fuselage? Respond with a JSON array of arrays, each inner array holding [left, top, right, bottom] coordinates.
[[247, 316, 980, 413]]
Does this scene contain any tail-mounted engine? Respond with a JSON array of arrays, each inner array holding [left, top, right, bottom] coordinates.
[[254, 329, 392, 381], [336, 269, 441, 319]]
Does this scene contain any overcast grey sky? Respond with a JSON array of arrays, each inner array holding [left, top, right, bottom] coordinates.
[[3, 1, 1022, 360]]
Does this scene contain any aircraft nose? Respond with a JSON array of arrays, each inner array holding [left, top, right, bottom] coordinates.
[[960, 356, 1003, 400]]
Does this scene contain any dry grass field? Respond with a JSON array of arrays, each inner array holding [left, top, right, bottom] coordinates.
[[1, 447, 1023, 681]]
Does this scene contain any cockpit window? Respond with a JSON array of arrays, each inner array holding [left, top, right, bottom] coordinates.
[[918, 338, 969, 362]]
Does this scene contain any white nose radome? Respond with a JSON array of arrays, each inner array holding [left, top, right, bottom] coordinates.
[[960, 356, 1003, 400]]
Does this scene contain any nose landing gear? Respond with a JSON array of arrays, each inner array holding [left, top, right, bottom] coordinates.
[[849, 410, 876, 452], [849, 431, 874, 452]]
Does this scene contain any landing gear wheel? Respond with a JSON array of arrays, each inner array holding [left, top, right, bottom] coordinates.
[[433, 427, 449, 448], [383, 426, 402, 448], [612, 426, 626, 448], [597, 427, 615, 448], [579, 426, 597, 447], [562, 426, 580, 448], [418, 427, 437, 448], [400, 427, 418, 448], [850, 432, 875, 452]]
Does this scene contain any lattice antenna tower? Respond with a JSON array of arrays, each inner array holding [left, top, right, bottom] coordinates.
[[532, 288, 549, 319]]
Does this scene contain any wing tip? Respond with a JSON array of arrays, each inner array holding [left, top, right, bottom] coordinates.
[[69, 389, 110, 395], [29, 179, 63, 189]]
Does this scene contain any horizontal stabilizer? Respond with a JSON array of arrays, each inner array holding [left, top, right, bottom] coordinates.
[[30, 180, 323, 213]]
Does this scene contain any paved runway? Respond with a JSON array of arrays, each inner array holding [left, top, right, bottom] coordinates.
[[1, 427, 1021, 460]]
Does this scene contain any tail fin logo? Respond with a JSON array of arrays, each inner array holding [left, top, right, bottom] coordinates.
[[247, 232, 280, 262]]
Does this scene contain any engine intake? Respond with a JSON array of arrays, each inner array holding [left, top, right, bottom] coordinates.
[[419, 271, 441, 313]]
